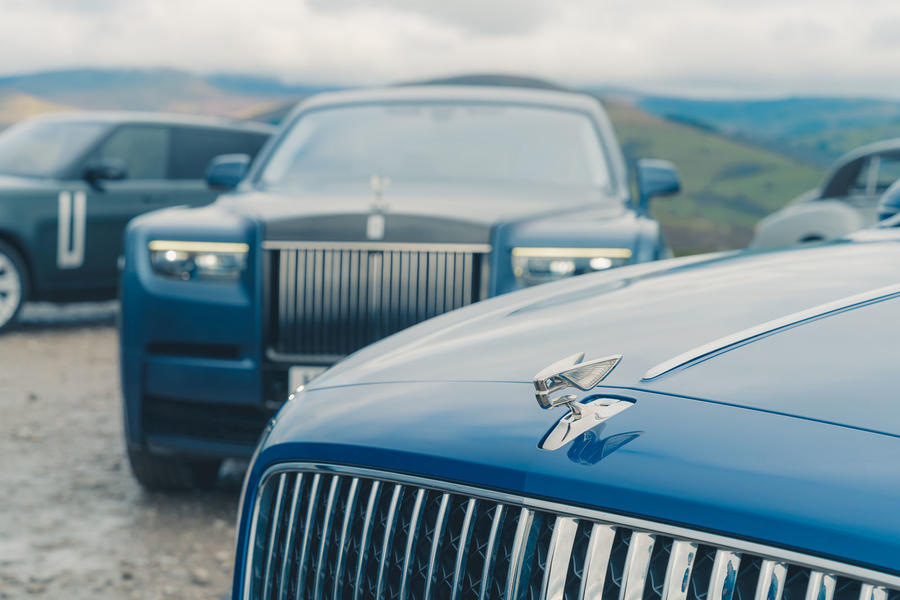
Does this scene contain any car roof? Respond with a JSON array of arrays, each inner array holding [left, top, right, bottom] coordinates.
[[832, 137, 900, 169], [297, 85, 603, 114], [26, 110, 276, 134]]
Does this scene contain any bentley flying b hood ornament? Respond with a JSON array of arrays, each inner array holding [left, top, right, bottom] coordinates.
[[533, 352, 632, 451]]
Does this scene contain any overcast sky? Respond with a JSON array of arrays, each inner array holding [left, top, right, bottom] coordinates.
[[3, 0, 900, 97]]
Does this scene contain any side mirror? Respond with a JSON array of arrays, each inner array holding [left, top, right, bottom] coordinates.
[[878, 179, 900, 221], [205, 154, 250, 191], [83, 158, 127, 187], [636, 159, 681, 214]]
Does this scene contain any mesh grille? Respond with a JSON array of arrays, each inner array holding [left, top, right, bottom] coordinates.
[[244, 469, 899, 600], [266, 244, 489, 359]]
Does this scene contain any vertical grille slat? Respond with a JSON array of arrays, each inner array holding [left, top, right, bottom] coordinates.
[[450, 498, 479, 600], [754, 560, 787, 600], [620, 532, 656, 600], [540, 516, 579, 600], [332, 478, 360, 600], [353, 481, 383, 600], [709, 551, 742, 600], [246, 470, 900, 600], [266, 243, 489, 359], [580, 523, 617, 600], [663, 540, 698, 600], [506, 507, 535, 600], [478, 504, 506, 600], [261, 473, 287, 600], [424, 492, 451, 600]]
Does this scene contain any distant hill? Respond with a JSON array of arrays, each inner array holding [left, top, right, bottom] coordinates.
[[634, 95, 900, 165], [0, 68, 334, 124]]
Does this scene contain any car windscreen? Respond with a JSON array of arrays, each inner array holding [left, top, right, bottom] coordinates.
[[0, 120, 108, 178], [258, 103, 612, 189]]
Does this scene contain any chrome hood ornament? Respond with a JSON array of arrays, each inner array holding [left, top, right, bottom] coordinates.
[[367, 175, 390, 240], [533, 352, 632, 451]]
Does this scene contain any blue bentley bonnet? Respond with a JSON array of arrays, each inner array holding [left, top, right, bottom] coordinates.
[[233, 237, 900, 599], [120, 85, 681, 490]]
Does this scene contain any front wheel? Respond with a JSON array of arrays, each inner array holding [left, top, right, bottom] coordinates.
[[0, 240, 27, 332], [127, 447, 221, 491]]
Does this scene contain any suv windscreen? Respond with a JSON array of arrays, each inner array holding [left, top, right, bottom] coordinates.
[[0, 120, 108, 178], [259, 103, 611, 189]]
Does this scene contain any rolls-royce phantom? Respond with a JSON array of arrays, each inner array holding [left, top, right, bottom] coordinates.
[[232, 235, 900, 600], [120, 85, 681, 489]]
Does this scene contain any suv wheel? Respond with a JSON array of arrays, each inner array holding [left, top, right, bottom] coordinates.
[[127, 447, 222, 491], [0, 240, 27, 332]]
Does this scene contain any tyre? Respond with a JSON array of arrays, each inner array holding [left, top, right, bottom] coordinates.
[[0, 240, 27, 332], [127, 447, 222, 491]]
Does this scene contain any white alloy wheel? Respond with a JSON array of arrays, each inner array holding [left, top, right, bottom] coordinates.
[[0, 250, 23, 329]]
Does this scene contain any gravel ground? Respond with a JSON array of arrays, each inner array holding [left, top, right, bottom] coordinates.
[[0, 303, 240, 599]]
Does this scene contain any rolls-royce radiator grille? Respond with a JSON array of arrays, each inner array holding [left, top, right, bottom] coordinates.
[[244, 467, 900, 600], [264, 242, 490, 360]]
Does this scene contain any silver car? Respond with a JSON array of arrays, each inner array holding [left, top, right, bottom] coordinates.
[[751, 138, 900, 248]]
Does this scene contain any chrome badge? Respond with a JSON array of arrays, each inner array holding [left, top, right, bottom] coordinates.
[[533, 352, 632, 450]]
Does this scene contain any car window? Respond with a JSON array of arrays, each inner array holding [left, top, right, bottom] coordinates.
[[169, 127, 269, 180], [259, 103, 612, 190], [92, 125, 169, 180], [0, 120, 108, 178], [851, 153, 900, 196]]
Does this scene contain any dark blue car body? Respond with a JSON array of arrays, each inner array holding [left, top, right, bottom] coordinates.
[[120, 85, 678, 487], [231, 236, 900, 599]]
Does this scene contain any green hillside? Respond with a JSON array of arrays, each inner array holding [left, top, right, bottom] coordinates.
[[603, 100, 825, 255]]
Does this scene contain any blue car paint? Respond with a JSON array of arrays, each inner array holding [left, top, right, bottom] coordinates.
[[233, 235, 900, 595], [121, 86, 673, 460]]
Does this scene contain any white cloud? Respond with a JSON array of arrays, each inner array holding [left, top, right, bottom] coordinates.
[[1, 0, 900, 97]]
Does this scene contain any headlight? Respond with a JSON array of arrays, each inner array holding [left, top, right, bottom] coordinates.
[[511, 247, 631, 286], [148, 240, 249, 282]]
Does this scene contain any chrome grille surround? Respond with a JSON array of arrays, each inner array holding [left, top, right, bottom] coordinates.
[[242, 464, 900, 600], [263, 242, 491, 362]]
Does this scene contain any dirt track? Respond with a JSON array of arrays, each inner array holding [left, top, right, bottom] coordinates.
[[0, 303, 240, 599]]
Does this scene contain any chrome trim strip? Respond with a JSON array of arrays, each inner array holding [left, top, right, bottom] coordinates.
[[806, 572, 837, 600], [424, 493, 451, 600], [511, 246, 632, 259], [261, 473, 287, 600], [353, 480, 382, 600], [331, 477, 360, 600], [619, 532, 656, 600], [643, 282, 900, 380], [541, 516, 579, 600], [579, 523, 616, 600], [506, 507, 535, 600], [277, 474, 304, 600], [263, 240, 492, 253], [294, 473, 322, 599], [375, 483, 403, 600], [244, 463, 900, 599], [450, 498, 479, 600], [662, 540, 697, 600], [399, 488, 427, 600], [860, 584, 890, 600], [755, 560, 787, 600], [478, 504, 506, 600], [148, 240, 249, 253], [312, 476, 340, 600], [709, 550, 742, 600]]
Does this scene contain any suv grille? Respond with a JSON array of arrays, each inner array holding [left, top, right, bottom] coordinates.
[[265, 242, 490, 361], [243, 467, 899, 600]]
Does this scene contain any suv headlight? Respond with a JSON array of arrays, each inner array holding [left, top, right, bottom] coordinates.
[[148, 240, 249, 282], [512, 247, 631, 287]]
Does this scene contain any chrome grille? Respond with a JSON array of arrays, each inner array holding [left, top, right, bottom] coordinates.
[[243, 466, 900, 600], [264, 242, 491, 360]]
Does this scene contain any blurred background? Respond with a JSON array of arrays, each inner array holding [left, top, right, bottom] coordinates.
[[4, 0, 900, 255]]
